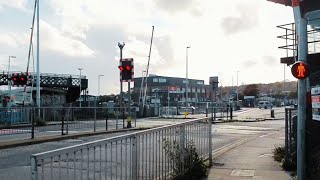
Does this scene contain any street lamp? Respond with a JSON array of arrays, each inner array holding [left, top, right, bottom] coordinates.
[[186, 46, 191, 107], [98, 74, 104, 96], [8, 56, 16, 108], [78, 68, 83, 107]]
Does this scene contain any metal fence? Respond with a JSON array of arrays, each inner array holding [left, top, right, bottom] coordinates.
[[0, 107, 137, 137], [284, 107, 297, 164], [31, 117, 212, 180]]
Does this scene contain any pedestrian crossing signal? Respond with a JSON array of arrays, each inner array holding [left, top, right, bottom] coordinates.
[[291, 61, 310, 79]]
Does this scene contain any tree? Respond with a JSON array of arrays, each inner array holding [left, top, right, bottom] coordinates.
[[243, 84, 259, 97], [288, 91, 297, 99]]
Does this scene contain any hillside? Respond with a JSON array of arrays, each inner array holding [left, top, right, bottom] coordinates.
[[220, 81, 297, 97]]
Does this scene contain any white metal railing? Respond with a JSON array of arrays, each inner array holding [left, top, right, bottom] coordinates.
[[31, 117, 212, 180]]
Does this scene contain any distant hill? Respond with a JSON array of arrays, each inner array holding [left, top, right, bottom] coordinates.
[[220, 81, 297, 98]]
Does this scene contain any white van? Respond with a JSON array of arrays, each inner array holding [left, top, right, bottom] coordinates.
[[258, 101, 273, 109]]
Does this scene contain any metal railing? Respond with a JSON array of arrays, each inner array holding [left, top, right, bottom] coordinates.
[[0, 107, 137, 138], [31, 117, 212, 180], [284, 107, 297, 164]]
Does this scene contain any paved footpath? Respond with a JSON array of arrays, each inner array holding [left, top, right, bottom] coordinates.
[[204, 129, 293, 180]]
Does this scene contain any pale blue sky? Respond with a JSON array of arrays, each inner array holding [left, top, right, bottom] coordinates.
[[0, 0, 295, 95]]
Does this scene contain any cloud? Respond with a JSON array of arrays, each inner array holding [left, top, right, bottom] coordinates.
[[262, 56, 278, 66], [242, 60, 258, 68], [220, 3, 260, 35], [40, 20, 95, 58], [0, 0, 28, 11], [0, 32, 27, 48], [155, 0, 202, 16]]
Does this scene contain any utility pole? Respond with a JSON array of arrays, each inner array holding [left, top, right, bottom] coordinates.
[[293, 3, 307, 179], [78, 68, 83, 107], [36, 0, 40, 109], [186, 46, 191, 107], [8, 56, 16, 109], [237, 71, 239, 107], [118, 42, 125, 127]]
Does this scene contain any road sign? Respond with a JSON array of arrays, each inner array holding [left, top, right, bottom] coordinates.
[[168, 86, 177, 93], [311, 87, 320, 121], [291, 61, 310, 79]]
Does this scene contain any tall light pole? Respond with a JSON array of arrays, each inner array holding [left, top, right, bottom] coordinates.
[[8, 56, 16, 108], [98, 74, 104, 96], [186, 46, 191, 107], [237, 71, 239, 107], [78, 68, 83, 107], [36, 0, 40, 109]]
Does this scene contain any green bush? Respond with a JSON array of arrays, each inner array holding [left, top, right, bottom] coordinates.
[[34, 117, 47, 126], [163, 139, 208, 179], [273, 145, 285, 162]]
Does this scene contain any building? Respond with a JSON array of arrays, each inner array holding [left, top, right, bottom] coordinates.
[[132, 75, 216, 107]]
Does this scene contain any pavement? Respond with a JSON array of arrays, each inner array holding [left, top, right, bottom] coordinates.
[[204, 129, 293, 180]]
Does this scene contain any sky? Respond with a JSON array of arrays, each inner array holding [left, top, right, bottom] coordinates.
[[0, 0, 295, 95]]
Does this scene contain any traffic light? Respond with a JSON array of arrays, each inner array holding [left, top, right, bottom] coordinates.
[[11, 73, 28, 86], [291, 61, 310, 79], [118, 59, 134, 81]]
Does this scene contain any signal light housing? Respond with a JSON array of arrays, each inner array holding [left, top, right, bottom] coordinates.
[[291, 61, 310, 79], [119, 59, 134, 82]]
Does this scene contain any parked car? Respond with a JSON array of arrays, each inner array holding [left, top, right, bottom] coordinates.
[[258, 101, 273, 109]]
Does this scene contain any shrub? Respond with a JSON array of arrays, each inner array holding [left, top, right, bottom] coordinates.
[[273, 145, 285, 162], [34, 117, 47, 126], [163, 139, 208, 179]]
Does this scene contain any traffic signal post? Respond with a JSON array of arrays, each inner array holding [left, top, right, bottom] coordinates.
[[118, 58, 134, 128]]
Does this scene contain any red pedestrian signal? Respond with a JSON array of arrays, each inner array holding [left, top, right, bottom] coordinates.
[[291, 61, 310, 79]]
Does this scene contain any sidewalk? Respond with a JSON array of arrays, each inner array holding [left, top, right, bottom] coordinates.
[[205, 130, 293, 180]]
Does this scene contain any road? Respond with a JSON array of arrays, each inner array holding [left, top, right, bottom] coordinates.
[[0, 107, 286, 179]]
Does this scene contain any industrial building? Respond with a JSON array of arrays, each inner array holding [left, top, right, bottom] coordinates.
[[132, 75, 217, 107]]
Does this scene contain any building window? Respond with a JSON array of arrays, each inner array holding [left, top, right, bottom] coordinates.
[[182, 88, 185, 92], [197, 89, 201, 93], [201, 88, 205, 93], [197, 81, 204, 85], [159, 78, 166, 83], [183, 80, 190, 84], [153, 78, 158, 82], [192, 88, 195, 93]]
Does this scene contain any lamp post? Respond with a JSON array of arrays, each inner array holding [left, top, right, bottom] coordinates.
[[98, 74, 104, 96], [186, 46, 191, 107], [8, 56, 16, 108], [78, 68, 83, 107]]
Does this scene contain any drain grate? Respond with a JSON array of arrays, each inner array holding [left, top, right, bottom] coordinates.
[[230, 169, 255, 177], [213, 162, 224, 167]]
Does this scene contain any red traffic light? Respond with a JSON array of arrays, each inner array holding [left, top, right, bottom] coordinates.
[[118, 66, 124, 71], [125, 65, 131, 71], [291, 61, 310, 79]]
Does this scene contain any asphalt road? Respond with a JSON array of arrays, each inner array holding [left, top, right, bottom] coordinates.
[[0, 107, 286, 179]]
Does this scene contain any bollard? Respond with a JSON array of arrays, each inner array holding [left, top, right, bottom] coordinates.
[[206, 108, 208, 117], [271, 109, 275, 118], [230, 107, 233, 120], [106, 111, 108, 130]]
